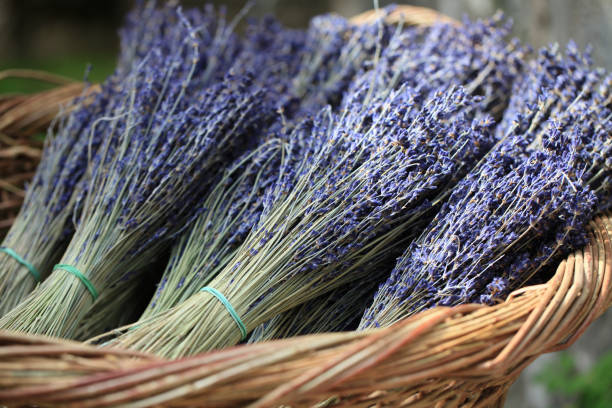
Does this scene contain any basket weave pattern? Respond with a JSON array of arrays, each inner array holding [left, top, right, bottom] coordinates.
[[0, 7, 611, 408]]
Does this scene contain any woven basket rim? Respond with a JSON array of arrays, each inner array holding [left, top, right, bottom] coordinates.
[[349, 4, 459, 26]]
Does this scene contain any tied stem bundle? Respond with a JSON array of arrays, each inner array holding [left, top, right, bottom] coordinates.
[[0, 2, 241, 316], [0, 11, 275, 337]]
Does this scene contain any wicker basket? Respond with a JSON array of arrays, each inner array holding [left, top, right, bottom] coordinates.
[[0, 6, 611, 408]]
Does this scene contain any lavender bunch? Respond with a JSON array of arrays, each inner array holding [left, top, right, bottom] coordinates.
[[0, 17, 275, 337], [88, 19, 303, 324], [114, 14, 395, 324], [361, 60, 611, 329], [0, 81, 118, 315], [107, 85, 496, 357]]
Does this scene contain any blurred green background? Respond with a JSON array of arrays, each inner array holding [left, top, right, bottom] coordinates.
[[0, 0, 125, 92]]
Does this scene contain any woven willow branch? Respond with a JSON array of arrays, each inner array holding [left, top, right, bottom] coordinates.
[[0, 80, 99, 137], [349, 5, 458, 26]]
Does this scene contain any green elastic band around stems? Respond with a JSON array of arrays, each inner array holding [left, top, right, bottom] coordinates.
[[0, 246, 41, 282], [200, 287, 247, 340], [53, 264, 98, 301]]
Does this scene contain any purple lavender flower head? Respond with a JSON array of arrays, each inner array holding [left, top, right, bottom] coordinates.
[[343, 12, 527, 119], [117, 2, 241, 88], [361, 52, 610, 329]]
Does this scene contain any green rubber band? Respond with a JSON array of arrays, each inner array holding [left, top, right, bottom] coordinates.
[[201, 287, 247, 340], [54, 264, 98, 301], [0, 247, 41, 282]]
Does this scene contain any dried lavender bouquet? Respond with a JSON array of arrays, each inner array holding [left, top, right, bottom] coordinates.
[[0, 81, 115, 315], [80, 17, 307, 331], [71, 3, 248, 339], [0, 2, 239, 316], [91, 13, 397, 329], [107, 83, 496, 357], [361, 45, 611, 329], [0, 16, 275, 337]]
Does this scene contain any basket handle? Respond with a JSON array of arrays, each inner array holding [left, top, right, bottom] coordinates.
[[349, 5, 458, 26], [0, 69, 76, 86]]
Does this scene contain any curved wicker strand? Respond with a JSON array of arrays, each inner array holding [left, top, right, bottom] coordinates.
[[0, 69, 76, 85], [0, 82, 98, 135]]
